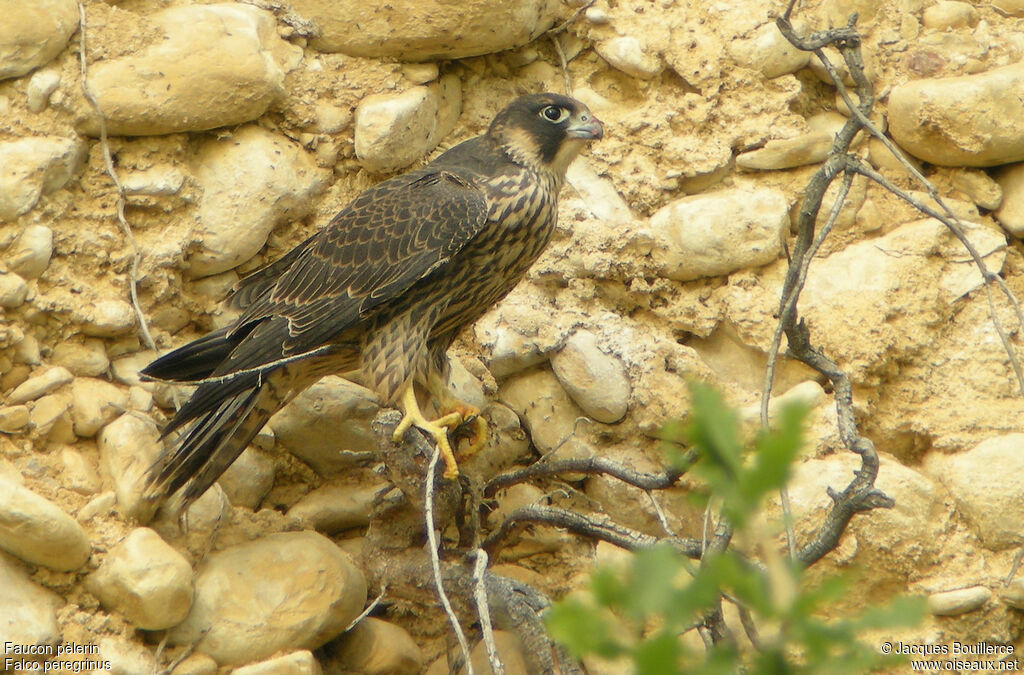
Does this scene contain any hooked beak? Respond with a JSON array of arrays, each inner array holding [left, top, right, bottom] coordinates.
[[567, 116, 604, 141]]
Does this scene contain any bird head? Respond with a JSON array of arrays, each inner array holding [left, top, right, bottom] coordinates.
[[488, 93, 603, 178]]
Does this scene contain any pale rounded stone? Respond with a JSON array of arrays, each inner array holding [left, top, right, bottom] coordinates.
[[0, 0, 78, 81], [889, 63, 1024, 166], [0, 270, 27, 308], [0, 138, 85, 222], [71, 377, 129, 438], [595, 36, 663, 80], [324, 618, 421, 675], [499, 367, 585, 454], [269, 376, 380, 477], [401, 62, 439, 84], [13, 333, 40, 365], [924, 433, 1024, 550], [218, 448, 275, 510], [26, 68, 60, 113], [78, 491, 117, 522], [928, 586, 991, 616], [476, 323, 546, 378], [994, 163, 1024, 236], [168, 531, 367, 666], [0, 476, 90, 570], [468, 631, 531, 675], [30, 393, 73, 441], [60, 447, 101, 495], [98, 636, 159, 675], [97, 413, 163, 521], [0, 553, 61, 660], [951, 168, 1002, 211], [77, 4, 299, 136], [294, 0, 558, 59], [729, 21, 810, 79], [565, 159, 633, 228], [0, 405, 29, 432], [1000, 579, 1024, 610], [993, 0, 1024, 15], [51, 339, 110, 377], [80, 299, 136, 337], [188, 125, 330, 278], [460, 402, 532, 480], [447, 358, 487, 412], [287, 483, 383, 533], [170, 653, 219, 675], [737, 112, 849, 170], [234, 650, 323, 675], [922, 1, 976, 29], [110, 350, 158, 388], [86, 527, 194, 631], [355, 79, 462, 173], [121, 168, 186, 196], [550, 330, 630, 424], [7, 366, 72, 404], [314, 103, 352, 134], [647, 187, 789, 281], [5, 224, 53, 278]]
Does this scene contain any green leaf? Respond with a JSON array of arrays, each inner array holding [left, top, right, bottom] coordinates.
[[633, 631, 680, 673], [545, 597, 624, 659]]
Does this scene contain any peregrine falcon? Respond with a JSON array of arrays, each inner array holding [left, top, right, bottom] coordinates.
[[141, 93, 603, 513]]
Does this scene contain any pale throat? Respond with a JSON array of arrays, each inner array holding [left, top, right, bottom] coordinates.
[[496, 127, 586, 188]]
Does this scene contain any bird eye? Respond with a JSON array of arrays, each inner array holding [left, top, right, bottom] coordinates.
[[540, 105, 569, 123]]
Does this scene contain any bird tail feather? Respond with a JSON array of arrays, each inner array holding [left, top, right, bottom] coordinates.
[[141, 327, 241, 383]]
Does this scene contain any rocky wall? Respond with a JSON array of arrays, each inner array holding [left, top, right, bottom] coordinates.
[[2, 0, 1024, 672]]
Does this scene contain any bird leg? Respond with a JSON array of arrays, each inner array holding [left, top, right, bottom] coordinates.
[[393, 385, 462, 478], [427, 373, 488, 457]]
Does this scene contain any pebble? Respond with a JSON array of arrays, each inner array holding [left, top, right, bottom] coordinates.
[[60, 447, 101, 494], [121, 168, 186, 196], [7, 366, 72, 404], [728, 20, 810, 79], [97, 413, 164, 521], [993, 0, 1024, 15], [5, 224, 53, 278], [0, 553, 61, 659], [170, 653, 219, 675], [77, 4, 300, 136], [354, 77, 462, 173], [924, 433, 1024, 549], [14, 332, 40, 365], [218, 448, 276, 510], [951, 168, 1002, 211], [287, 483, 383, 533], [324, 618, 421, 675], [189, 125, 330, 278], [78, 491, 117, 522], [928, 586, 991, 616], [0, 475, 91, 571], [477, 323, 546, 378], [889, 63, 1024, 166], [922, 1, 976, 29], [78, 299, 136, 337], [737, 112, 849, 170], [300, 0, 559, 59], [110, 350, 158, 388], [269, 376, 380, 477], [314, 103, 352, 134], [594, 36, 663, 80], [646, 186, 789, 281], [550, 330, 630, 424], [994, 163, 1024, 236], [86, 527, 194, 631], [234, 651, 323, 675], [0, 0, 79, 81], [0, 405, 29, 432], [70, 377, 129, 437], [51, 339, 110, 377], [401, 62, 439, 85], [168, 531, 367, 666], [99, 636, 159, 675], [565, 159, 633, 227], [0, 138, 85, 222], [499, 368, 586, 455], [1001, 579, 1024, 610], [25, 68, 60, 113], [30, 393, 74, 441], [459, 403, 532, 481], [0, 270, 27, 308]]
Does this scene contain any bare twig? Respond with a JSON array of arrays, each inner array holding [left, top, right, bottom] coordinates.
[[472, 550, 505, 675], [345, 587, 387, 632], [485, 453, 692, 497], [77, 3, 158, 354]]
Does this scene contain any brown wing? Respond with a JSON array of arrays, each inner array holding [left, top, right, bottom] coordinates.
[[211, 168, 488, 376]]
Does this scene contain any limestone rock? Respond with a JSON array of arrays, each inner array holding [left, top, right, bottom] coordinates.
[[79, 299, 136, 337], [928, 586, 991, 616], [293, 0, 559, 59], [0, 271, 27, 308], [78, 4, 300, 136], [0, 554, 62, 661], [647, 187, 789, 281], [98, 636, 159, 675], [86, 527, 194, 631], [26, 68, 60, 113], [994, 163, 1024, 236], [550, 330, 630, 424], [728, 21, 810, 79], [951, 168, 1002, 211], [270, 376, 380, 477], [924, 434, 1024, 550], [189, 125, 330, 278], [993, 0, 1024, 14], [7, 366, 72, 404], [0, 136, 85, 222], [459, 403, 532, 481], [30, 393, 74, 441], [737, 113, 849, 170], [499, 367, 586, 455], [468, 631, 531, 675], [0, 476, 90, 571], [122, 168, 186, 197], [889, 63, 1024, 166], [288, 483, 382, 534], [922, 1, 976, 29], [0, 0, 78, 81], [595, 36, 663, 80], [0, 405, 29, 432], [168, 531, 367, 666], [218, 448, 276, 510], [98, 413, 164, 521], [354, 77, 461, 173], [60, 447, 101, 495], [1001, 579, 1024, 610], [170, 653, 219, 675], [51, 339, 109, 377], [71, 377, 129, 437], [323, 618, 421, 675], [4, 224, 53, 279], [234, 651, 323, 675]]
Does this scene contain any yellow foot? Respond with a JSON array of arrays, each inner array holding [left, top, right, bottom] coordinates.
[[393, 387, 461, 479], [442, 403, 488, 457]]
